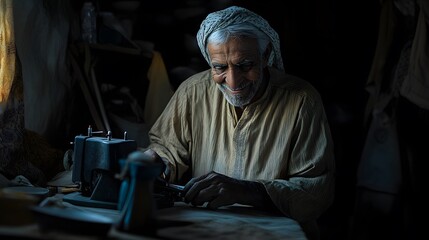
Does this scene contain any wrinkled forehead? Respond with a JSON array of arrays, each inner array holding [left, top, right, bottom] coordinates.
[[207, 37, 260, 55], [207, 38, 261, 65]]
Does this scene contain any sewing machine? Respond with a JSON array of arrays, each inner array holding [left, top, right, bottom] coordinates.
[[62, 127, 182, 210], [63, 126, 137, 209]]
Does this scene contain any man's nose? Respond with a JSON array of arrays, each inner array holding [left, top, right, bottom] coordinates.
[[225, 68, 243, 90]]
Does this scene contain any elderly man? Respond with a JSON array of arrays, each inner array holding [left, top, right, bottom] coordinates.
[[140, 6, 335, 239]]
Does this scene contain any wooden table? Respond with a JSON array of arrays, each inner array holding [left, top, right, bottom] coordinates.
[[0, 195, 306, 240]]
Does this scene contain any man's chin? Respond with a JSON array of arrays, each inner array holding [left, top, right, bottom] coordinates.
[[225, 95, 250, 108]]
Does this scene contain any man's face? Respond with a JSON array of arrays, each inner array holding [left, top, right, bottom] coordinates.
[[208, 38, 265, 108]]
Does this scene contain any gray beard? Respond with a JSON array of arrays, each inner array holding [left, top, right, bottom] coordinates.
[[217, 63, 264, 108], [217, 69, 263, 108]]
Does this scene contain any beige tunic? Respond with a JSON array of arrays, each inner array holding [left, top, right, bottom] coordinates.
[[149, 67, 335, 222]]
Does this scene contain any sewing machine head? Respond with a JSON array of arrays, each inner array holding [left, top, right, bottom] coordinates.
[[64, 126, 179, 210], [65, 126, 137, 208]]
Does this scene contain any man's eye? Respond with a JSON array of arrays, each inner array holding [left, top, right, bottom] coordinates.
[[213, 66, 226, 74], [237, 63, 254, 72]]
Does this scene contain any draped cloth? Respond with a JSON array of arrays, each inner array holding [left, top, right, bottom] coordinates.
[[0, 0, 23, 168], [400, 0, 429, 110], [0, 0, 15, 109], [0, 52, 63, 187], [196, 6, 284, 72], [0, 0, 27, 182], [0, 0, 63, 186]]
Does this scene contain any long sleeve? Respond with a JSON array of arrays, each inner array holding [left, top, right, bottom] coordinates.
[[259, 93, 335, 221]]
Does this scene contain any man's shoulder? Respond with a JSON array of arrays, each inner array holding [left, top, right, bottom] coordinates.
[[176, 69, 213, 91], [270, 68, 318, 94], [268, 68, 323, 107]]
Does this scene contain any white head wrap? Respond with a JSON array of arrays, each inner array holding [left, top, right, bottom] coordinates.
[[197, 6, 284, 71]]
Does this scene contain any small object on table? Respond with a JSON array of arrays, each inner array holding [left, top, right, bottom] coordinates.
[[115, 151, 163, 236], [0, 189, 39, 225]]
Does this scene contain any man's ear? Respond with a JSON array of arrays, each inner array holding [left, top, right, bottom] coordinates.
[[262, 43, 272, 66]]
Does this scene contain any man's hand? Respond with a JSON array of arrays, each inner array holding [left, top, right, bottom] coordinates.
[[127, 149, 161, 165], [182, 171, 269, 209], [116, 149, 167, 179]]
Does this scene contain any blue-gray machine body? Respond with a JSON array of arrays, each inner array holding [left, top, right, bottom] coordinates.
[[64, 130, 137, 209]]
